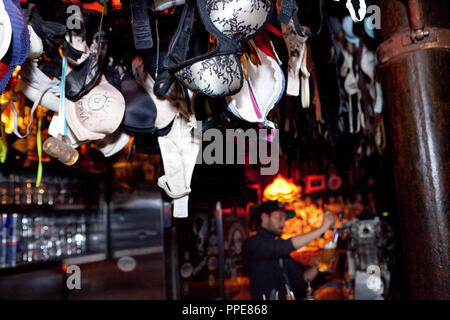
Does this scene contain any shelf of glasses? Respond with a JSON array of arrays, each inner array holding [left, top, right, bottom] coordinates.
[[0, 252, 107, 276], [0, 204, 100, 212]]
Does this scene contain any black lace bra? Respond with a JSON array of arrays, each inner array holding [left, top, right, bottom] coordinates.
[[163, 0, 274, 97]]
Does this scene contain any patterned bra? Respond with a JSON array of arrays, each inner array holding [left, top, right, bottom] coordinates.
[[163, 0, 274, 97]]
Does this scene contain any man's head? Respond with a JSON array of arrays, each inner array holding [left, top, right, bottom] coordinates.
[[257, 201, 287, 236]]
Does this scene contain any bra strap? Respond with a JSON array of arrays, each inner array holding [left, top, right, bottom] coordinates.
[[279, 0, 324, 37], [164, 0, 196, 69], [278, 0, 297, 26]]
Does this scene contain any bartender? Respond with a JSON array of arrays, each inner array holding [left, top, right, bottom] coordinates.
[[243, 201, 335, 300]]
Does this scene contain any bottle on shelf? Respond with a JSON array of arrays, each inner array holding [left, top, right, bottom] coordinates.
[[0, 173, 10, 205], [1, 213, 7, 267]]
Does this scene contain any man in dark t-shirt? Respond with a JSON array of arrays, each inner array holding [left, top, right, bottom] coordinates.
[[243, 201, 335, 300]]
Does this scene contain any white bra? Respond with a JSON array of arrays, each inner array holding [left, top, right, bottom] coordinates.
[[226, 47, 285, 128]]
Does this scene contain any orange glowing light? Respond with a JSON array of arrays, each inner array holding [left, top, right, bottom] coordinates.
[[112, 0, 122, 10], [80, 1, 104, 13], [1, 105, 14, 135], [263, 175, 301, 203], [0, 90, 12, 105], [12, 66, 21, 77]]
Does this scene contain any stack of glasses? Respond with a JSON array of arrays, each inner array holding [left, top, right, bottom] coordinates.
[[0, 172, 96, 206], [1, 213, 87, 268]]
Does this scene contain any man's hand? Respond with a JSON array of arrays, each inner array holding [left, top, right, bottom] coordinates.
[[321, 211, 336, 231]]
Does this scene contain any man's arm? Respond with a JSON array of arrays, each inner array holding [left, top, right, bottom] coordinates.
[[290, 211, 335, 250], [244, 212, 335, 261], [290, 226, 327, 250]]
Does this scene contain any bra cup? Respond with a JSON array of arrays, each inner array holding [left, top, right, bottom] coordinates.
[[343, 15, 360, 47], [167, 0, 272, 97], [81, 80, 125, 134], [175, 54, 243, 97], [361, 45, 376, 82], [344, 70, 359, 96], [364, 16, 376, 39], [65, 75, 126, 142], [227, 48, 285, 123], [121, 76, 158, 133], [342, 49, 358, 95], [202, 0, 273, 42]]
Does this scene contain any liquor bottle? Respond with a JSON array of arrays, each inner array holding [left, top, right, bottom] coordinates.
[[24, 176, 33, 205], [0, 214, 7, 267], [0, 173, 9, 205], [20, 215, 31, 263], [13, 174, 21, 205]]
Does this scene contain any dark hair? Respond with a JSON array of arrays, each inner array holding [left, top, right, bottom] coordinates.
[[255, 210, 271, 226], [255, 201, 285, 226]]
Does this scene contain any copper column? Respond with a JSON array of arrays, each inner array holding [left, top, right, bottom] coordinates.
[[376, 0, 450, 299]]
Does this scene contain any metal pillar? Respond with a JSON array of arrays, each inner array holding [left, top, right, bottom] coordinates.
[[377, 0, 450, 299]]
